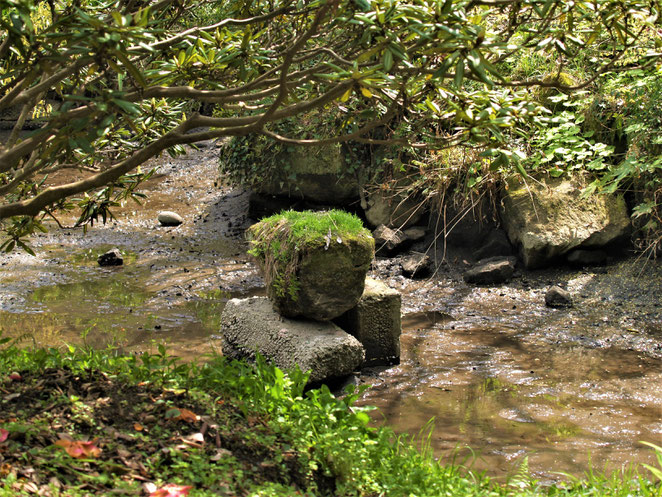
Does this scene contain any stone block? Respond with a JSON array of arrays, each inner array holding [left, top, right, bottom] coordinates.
[[220, 297, 364, 384], [335, 277, 401, 366]]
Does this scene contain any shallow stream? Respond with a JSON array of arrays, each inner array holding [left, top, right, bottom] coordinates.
[[1, 147, 660, 481]]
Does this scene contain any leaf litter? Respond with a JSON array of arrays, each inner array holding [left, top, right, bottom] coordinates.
[[0, 368, 321, 495]]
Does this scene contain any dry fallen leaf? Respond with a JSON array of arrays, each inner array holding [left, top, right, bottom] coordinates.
[[117, 447, 131, 459], [165, 408, 199, 423], [21, 481, 38, 494], [185, 432, 204, 444], [149, 483, 193, 497], [210, 448, 232, 461], [134, 423, 144, 431], [54, 439, 102, 459], [179, 432, 204, 449]]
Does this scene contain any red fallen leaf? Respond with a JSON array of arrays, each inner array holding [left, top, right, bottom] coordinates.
[[54, 439, 102, 459], [177, 409, 198, 423], [8, 373, 21, 381], [149, 483, 193, 497], [0, 429, 8, 442]]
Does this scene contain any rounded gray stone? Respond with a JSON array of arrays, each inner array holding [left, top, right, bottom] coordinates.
[[158, 211, 183, 226], [545, 286, 573, 308]]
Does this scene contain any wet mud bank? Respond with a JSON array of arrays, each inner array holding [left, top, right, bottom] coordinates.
[[1, 145, 660, 480], [359, 254, 662, 480], [0, 143, 264, 359]]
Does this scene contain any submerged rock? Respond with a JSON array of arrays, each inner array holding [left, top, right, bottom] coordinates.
[[463, 256, 516, 285], [501, 176, 630, 268], [373, 225, 408, 255], [220, 297, 364, 384], [97, 248, 123, 267], [401, 252, 432, 278], [158, 211, 184, 226], [545, 286, 573, 308]]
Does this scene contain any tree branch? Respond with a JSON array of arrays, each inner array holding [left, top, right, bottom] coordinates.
[[129, 5, 293, 52], [0, 57, 92, 111], [260, 106, 397, 146], [254, 4, 331, 127]]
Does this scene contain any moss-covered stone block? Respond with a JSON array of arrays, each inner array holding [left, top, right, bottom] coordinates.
[[248, 210, 375, 321]]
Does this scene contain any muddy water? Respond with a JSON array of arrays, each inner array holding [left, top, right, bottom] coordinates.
[[358, 264, 662, 480], [0, 249, 260, 359], [0, 144, 263, 360], [1, 145, 661, 480], [360, 319, 662, 480]]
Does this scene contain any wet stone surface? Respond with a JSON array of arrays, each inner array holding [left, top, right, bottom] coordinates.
[[1, 144, 661, 482]]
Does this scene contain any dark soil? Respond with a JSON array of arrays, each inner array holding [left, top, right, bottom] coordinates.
[[0, 368, 329, 496]]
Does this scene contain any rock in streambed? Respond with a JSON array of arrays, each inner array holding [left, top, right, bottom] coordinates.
[[97, 248, 123, 267], [501, 176, 630, 268], [463, 256, 516, 285], [220, 297, 364, 384], [158, 211, 184, 227]]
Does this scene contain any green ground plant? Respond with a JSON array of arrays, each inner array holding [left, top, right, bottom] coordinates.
[[0, 337, 661, 496], [582, 67, 662, 255]]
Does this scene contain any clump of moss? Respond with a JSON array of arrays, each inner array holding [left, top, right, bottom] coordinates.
[[248, 210, 373, 306]]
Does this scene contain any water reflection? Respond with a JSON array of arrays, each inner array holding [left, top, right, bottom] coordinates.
[[0, 253, 261, 360], [358, 315, 662, 480]]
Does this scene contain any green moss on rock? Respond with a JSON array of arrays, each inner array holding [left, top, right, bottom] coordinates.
[[248, 210, 375, 321]]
